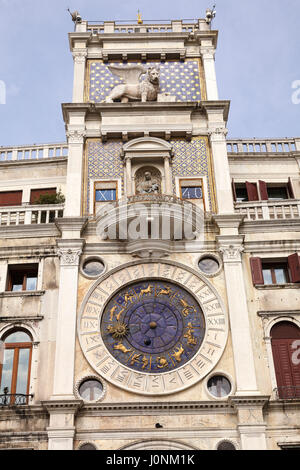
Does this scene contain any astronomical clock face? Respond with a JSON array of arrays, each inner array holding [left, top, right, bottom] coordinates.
[[101, 280, 205, 374], [78, 261, 228, 395]]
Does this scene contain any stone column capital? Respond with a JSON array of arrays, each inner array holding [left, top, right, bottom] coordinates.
[[56, 239, 85, 267], [72, 51, 87, 64], [217, 235, 245, 263], [66, 129, 86, 144]]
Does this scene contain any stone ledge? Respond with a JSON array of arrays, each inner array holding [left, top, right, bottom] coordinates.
[[0, 290, 45, 298]]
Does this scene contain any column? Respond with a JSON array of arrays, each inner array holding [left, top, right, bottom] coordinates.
[[125, 157, 132, 196], [209, 126, 234, 214], [217, 234, 259, 394], [200, 41, 219, 100], [72, 51, 87, 103], [52, 239, 84, 399], [64, 127, 86, 217], [164, 157, 172, 195]]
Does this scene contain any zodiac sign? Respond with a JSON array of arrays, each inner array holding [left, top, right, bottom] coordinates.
[[107, 322, 128, 339], [130, 354, 141, 365], [124, 292, 135, 306], [115, 308, 125, 322], [184, 323, 197, 346], [157, 286, 172, 296], [109, 305, 118, 322], [142, 356, 149, 369], [140, 285, 152, 297], [180, 299, 196, 317], [172, 345, 185, 363], [114, 343, 131, 354], [156, 357, 168, 369], [105, 64, 160, 103]]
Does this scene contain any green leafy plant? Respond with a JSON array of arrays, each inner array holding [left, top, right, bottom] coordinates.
[[33, 191, 65, 205]]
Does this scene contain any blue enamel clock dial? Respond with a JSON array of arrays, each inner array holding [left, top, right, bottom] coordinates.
[[101, 280, 205, 374]]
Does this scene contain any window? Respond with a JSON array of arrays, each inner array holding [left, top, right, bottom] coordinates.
[[207, 375, 231, 398], [82, 259, 105, 278], [0, 330, 32, 405], [232, 178, 295, 202], [271, 322, 300, 399], [179, 179, 204, 201], [78, 379, 104, 401], [30, 188, 56, 204], [94, 181, 118, 213], [250, 254, 300, 285], [198, 256, 220, 275], [7, 264, 38, 292], [217, 440, 236, 450], [0, 191, 22, 207]]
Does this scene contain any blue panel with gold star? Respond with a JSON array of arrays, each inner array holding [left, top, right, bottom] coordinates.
[[87, 60, 203, 102], [101, 280, 205, 374]]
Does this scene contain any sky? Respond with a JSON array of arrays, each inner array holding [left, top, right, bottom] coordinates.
[[0, 0, 299, 146]]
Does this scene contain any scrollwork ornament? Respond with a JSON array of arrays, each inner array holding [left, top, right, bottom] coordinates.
[[219, 245, 244, 263], [66, 130, 86, 144], [72, 51, 87, 64], [58, 248, 82, 267]]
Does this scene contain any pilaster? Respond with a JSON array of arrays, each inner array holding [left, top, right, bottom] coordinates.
[[43, 400, 83, 450], [72, 50, 87, 102], [215, 215, 259, 395], [208, 121, 234, 214], [200, 40, 219, 100], [230, 396, 269, 450], [65, 117, 86, 217]]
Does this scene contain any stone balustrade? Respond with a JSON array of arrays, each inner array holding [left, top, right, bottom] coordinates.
[[0, 143, 68, 162], [227, 138, 300, 154], [84, 19, 208, 35], [0, 204, 64, 226], [235, 200, 300, 221]]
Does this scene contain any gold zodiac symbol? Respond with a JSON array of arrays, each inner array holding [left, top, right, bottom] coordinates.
[[157, 286, 172, 296], [115, 308, 125, 322], [156, 357, 168, 369], [180, 299, 196, 317], [184, 323, 197, 346], [130, 354, 141, 365], [124, 292, 135, 306], [172, 345, 185, 362], [139, 285, 152, 296], [107, 322, 128, 339], [113, 343, 131, 354], [142, 356, 149, 369], [109, 305, 118, 322]]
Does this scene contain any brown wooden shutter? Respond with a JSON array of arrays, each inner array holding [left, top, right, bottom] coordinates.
[[231, 179, 237, 202], [288, 253, 300, 283], [259, 180, 268, 200], [288, 178, 295, 199], [246, 182, 259, 201], [250, 257, 264, 285], [30, 188, 56, 204], [0, 191, 22, 206], [271, 323, 300, 399]]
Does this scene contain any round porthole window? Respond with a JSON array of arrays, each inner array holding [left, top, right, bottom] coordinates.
[[198, 256, 220, 275], [207, 375, 231, 398], [82, 259, 105, 278], [217, 440, 236, 450], [78, 379, 104, 402], [79, 443, 97, 450]]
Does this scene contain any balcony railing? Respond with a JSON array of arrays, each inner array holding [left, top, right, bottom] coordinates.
[[0, 393, 34, 406], [235, 200, 300, 221], [274, 386, 300, 400], [0, 143, 68, 162], [0, 204, 64, 226], [227, 138, 299, 154], [84, 19, 209, 35]]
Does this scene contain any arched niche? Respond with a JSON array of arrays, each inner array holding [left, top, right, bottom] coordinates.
[[122, 137, 173, 196]]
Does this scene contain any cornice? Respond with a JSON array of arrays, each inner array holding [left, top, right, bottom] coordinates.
[[42, 399, 83, 413], [240, 218, 300, 234], [0, 291, 45, 299], [0, 224, 60, 239], [229, 395, 270, 408], [78, 400, 235, 416], [0, 156, 67, 168]]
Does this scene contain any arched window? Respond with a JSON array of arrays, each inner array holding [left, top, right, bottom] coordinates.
[[0, 330, 32, 405], [217, 440, 236, 450], [271, 322, 300, 399]]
